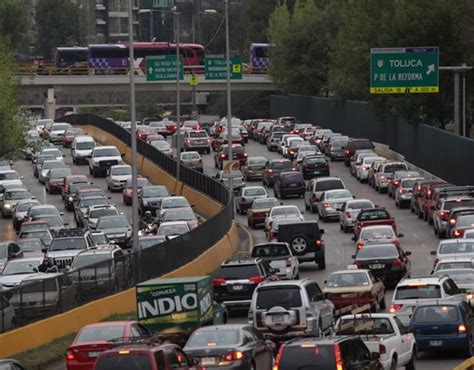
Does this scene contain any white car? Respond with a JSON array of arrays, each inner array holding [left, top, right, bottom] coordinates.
[[157, 221, 190, 241], [106, 164, 132, 191], [282, 137, 304, 158], [264, 205, 304, 231], [88, 146, 124, 177], [48, 122, 72, 143], [355, 224, 401, 249], [71, 135, 96, 165], [250, 242, 299, 279], [356, 156, 385, 182], [278, 134, 299, 155], [430, 239, 474, 270], [38, 147, 64, 161], [339, 199, 375, 232], [0, 170, 23, 189]]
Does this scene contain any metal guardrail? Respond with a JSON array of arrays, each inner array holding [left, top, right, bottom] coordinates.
[[0, 113, 233, 333]]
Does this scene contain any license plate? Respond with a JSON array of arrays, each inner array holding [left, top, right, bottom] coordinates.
[[201, 357, 216, 365], [370, 264, 384, 269], [232, 284, 243, 291], [272, 315, 284, 323], [430, 340, 442, 347], [89, 351, 100, 358], [313, 170, 320, 174], [289, 183, 298, 187]]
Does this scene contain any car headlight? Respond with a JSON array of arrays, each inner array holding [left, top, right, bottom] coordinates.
[[68, 196, 73, 202], [4, 204, 11, 209], [126, 230, 132, 237]]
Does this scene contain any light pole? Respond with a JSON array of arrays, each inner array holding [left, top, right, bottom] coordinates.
[[138, 9, 153, 41], [225, 0, 232, 169], [174, 9, 182, 181], [128, 0, 140, 280]]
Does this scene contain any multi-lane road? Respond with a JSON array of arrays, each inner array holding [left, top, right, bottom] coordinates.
[[0, 134, 465, 369]]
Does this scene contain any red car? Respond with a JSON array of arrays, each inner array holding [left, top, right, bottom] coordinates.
[[62, 175, 89, 199], [212, 133, 244, 152], [214, 144, 247, 170], [46, 167, 73, 194], [137, 127, 157, 142], [63, 128, 84, 148], [164, 120, 177, 135], [123, 177, 149, 205], [66, 321, 152, 370]]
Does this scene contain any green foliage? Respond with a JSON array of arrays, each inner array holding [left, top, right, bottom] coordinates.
[[0, 0, 32, 51], [35, 0, 86, 58]]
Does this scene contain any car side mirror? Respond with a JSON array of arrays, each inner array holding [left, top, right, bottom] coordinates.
[[319, 229, 324, 235], [430, 251, 436, 255], [371, 352, 381, 360], [351, 254, 356, 259], [398, 233, 404, 238], [353, 195, 356, 199], [405, 251, 412, 256]]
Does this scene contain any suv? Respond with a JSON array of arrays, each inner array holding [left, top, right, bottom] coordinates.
[[213, 258, 274, 308], [273, 337, 382, 370], [344, 138, 374, 166], [304, 177, 346, 213], [274, 171, 305, 199], [183, 130, 211, 153], [249, 278, 335, 340], [390, 275, 466, 325], [373, 162, 409, 193], [71, 135, 96, 165], [88, 146, 123, 177], [433, 196, 474, 238], [46, 229, 95, 269], [262, 159, 294, 187]]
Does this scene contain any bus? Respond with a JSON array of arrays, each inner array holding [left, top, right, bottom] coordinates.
[[55, 47, 89, 73], [249, 43, 270, 73], [87, 42, 205, 74]]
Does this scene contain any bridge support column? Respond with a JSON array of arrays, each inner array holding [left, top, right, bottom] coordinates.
[[44, 88, 56, 119]]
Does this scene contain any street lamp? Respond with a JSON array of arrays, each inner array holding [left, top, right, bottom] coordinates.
[[225, 0, 233, 173], [138, 9, 153, 41]]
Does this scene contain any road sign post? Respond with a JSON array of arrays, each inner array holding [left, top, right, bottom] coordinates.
[[205, 55, 242, 80], [146, 55, 184, 81], [370, 47, 439, 94]]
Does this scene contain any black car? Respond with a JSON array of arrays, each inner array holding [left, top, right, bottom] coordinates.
[[277, 221, 325, 269], [273, 172, 305, 199], [63, 180, 90, 211], [274, 337, 382, 370], [262, 159, 294, 187], [213, 258, 275, 308], [184, 324, 274, 370], [353, 244, 411, 287], [299, 155, 330, 179], [139, 185, 171, 215]]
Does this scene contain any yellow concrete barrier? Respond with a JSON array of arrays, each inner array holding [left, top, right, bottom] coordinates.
[[453, 357, 474, 370]]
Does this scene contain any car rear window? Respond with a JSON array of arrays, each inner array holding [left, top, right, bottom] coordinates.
[[271, 161, 292, 170], [395, 285, 441, 300], [76, 326, 126, 343], [445, 200, 474, 210], [256, 286, 302, 309], [347, 201, 373, 210], [439, 241, 474, 254], [356, 245, 398, 259], [401, 179, 417, 189], [315, 180, 344, 192], [384, 164, 408, 173], [95, 354, 152, 370], [281, 173, 303, 182], [458, 215, 474, 227], [358, 210, 390, 221], [278, 344, 335, 370], [252, 244, 290, 258], [413, 305, 459, 323], [217, 265, 260, 279], [350, 140, 373, 149]]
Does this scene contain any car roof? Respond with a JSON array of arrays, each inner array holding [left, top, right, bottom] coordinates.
[[330, 269, 371, 275], [439, 238, 474, 246], [193, 324, 247, 332], [314, 176, 342, 182], [415, 300, 464, 308], [222, 258, 260, 266], [94, 145, 117, 150], [258, 278, 311, 288], [396, 276, 447, 286], [81, 321, 134, 329]]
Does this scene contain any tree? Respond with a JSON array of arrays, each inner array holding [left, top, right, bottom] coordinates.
[[0, 0, 33, 52], [35, 0, 85, 58], [0, 38, 26, 159]]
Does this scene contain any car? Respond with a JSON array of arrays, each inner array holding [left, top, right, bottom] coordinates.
[[122, 177, 149, 206], [48, 122, 72, 143], [389, 275, 466, 325], [159, 208, 199, 230], [46, 229, 97, 269], [266, 131, 286, 151], [66, 321, 152, 370], [277, 134, 299, 155], [184, 324, 274, 370], [62, 175, 89, 200], [410, 300, 474, 356], [311, 128, 332, 147], [146, 133, 166, 144], [349, 151, 376, 177], [387, 171, 422, 198], [64, 182, 94, 212], [214, 144, 248, 170], [158, 196, 191, 215], [32, 214, 66, 234], [321, 132, 342, 154], [106, 164, 132, 191], [32, 154, 56, 178], [215, 170, 245, 193], [14, 238, 44, 257], [416, 182, 452, 221], [446, 207, 474, 237], [0, 241, 22, 272], [246, 197, 280, 229], [367, 159, 389, 188], [285, 138, 306, 160], [88, 146, 124, 177], [213, 258, 274, 308], [304, 177, 345, 213], [18, 224, 54, 247], [274, 171, 305, 199], [324, 268, 386, 311], [373, 162, 409, 194], [433, 268, 474, 294], [327, 138, 350, 161], [37, 147, 64, 162], [298, 155, 329, 179], [255, 122, 274, 144], [432, 257, 474, 274], [71, 135, 96, 165], [152, 139, 174, 156], [183, 130, 211, 153], [235, 186, 267, 215], [433, 196, 474, 238], [262, 159, 294, 187], [264, 205, 304, 232], [38, 159, 66, 184], [449, 214, 474, 238], [249, 278, 334, 339], [212, 132, 244, 152], [266, 217, 305, 242], [12, 199, 40, 232], [0, 188, 33, 218], [355, 225, 403, 249], [356, 156, 385, 182], [180, 151, 203, 172], [394, 177, 423, 208], [74, 196, 110, 226], [409, 179, 435, 214], [353, 244, 411, 288], [139, 185, 171, 215], [344, 138, 375, 166], [137, 126, 158, 142], [430, 239, 474, 269], [316, 189, 354, 222], [339, 199, 375, 232], [250, 242, 299, 280], [240, 156, 267, 181], [148, 121, 172, 137], [84, 204, 120, 230], [45, 167, 73, 194], [62, 127, 84, 148], [354, 208, 397, 240], [0, 170, 23, 188], [0, 256, 44, 290], [156, 221, 190, 241], [95, 215, 132, 248], [0, 295, 17, 332]]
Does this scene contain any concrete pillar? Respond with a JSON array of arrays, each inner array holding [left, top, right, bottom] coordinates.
[[44, 88, 56, 119]]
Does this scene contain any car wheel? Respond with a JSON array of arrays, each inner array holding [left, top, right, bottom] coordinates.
[[317, 257, 326, 269], [389, 357, 397, 370], [405, 348, 416, 370], [417, 208, 423, 219], [305, 202, 309, 211], [290, 235, 309, 256]]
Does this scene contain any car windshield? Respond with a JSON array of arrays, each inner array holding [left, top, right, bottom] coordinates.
[[4, 190, 29, 200], [49, 237, 87, 251], [97, 217, 129, 229], [272, 207, 300, 217], [2, 259, 40, 275], [326, 190, 352, 200], [52, 124, 70, 131], [254, 199, 279, 209], [41, 149, 61, 157], [277, 345, 335, 369], [111, 166, 131, 176], [395, 285, 442, 300], [243, 188, 266, 197], [149, 122, 166, 128], [248, 157, 267, 165], [281, 173, 303, 182], [76, 141, 95, 150], [90, 208, 118, 219], [413, 305, 459, 323], [157, 224, 188, 235], [73, 254, 111, 269], [187, 329, 240, 347], [189, 131, 207, 138], [66, 128, 83, 136], [359, 210, 390, 221], [315, 180, 344, 192], [356, 245, 398, 259], [252, 244, 289, 258], [401, 179, 417, 189], [126, 178, 148, 188], [76, 325, 126, 344], [347, 201, 373, 210], [363, 157, 381, 165], [50, 168, 72, 178], [95, 354, 152, 370], [163, 210, 195, 221], [0, 172, 19, 180], [272, 132, 285, 139], [69, 182, 89, 193], [337, 317, 394, 335], [289, 140, 304, 148], [271, 161, 292, 169], [439, 241, 474, 255], [42, 161, 65, 170], [445, 200, 474, 210], [162, 198, 189, 208], [217, 265, 260, 279], [139, 238, 162, 249], [327, 272, 370, 287], [458, 215, 474, 227], [360, 227, 395, 240], [94, 148, 120, 157], [256, 287, 302, 309], [16, 201, 39, 212], [142, 187, 169, 197], [181, 152, 200, 160], [36, 216, 63, 227], [16, 240, 42, 253]]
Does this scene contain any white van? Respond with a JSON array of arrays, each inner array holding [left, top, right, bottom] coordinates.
[[71, 135, 96, 165]]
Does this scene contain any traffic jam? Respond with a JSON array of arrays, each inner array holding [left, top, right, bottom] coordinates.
[[1, 115, 474, 370]]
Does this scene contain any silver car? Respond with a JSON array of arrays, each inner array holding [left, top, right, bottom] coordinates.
[[356, 156, 385, 182], [215, 170, 245, 192], [180, 151, 203, 172], [106, 164, 132, 191], [0, 188, 32, 218], [316, 189, 353, 222], [235, 186, 268, 215], [240, 156, 267, 181], [48, 123, 72, 143], [394, 177, 424, 208], [430, 239, 474, 269], [339, 199, 375, 232], [151, 140, 173, 156], [38, 160, 66, 184]]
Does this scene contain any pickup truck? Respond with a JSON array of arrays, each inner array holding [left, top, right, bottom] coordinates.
[[354, 208, 397, 239], [335, 313, 416, 370], [250, 242, 299, 280]]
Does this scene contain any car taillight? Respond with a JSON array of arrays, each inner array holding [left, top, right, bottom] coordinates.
[[440, 211, 448, 220], [241, 197, 246, 202], [207, 139, 211, 143], [323, 202, 331, 208], [312, 193, 317, 200], [224, 351, 244, 361], [315, 239, 321, 246], [391, 238, 399, 246], [220, 153, 226, 159], [357, 241, 364, 249], [355, 261, 362, 268], [213, 278, 226, 287], [186, 139, 191, 144], [66, 351, 75, 361], [454, 229, 464, 237], [334, 343, 344, 370], [243, 152, 248, 157], [459, 324, 467, 333], [286, 258, 292, 267], [249, 276, 264, 284], [389, 304, 403, 313], [273, 345, 285, 370], [450, 218, 456, 225], [268, 169, 273, 173], [399, 188, 404, 194], [345, 212, 351, 218], [433, 257, 439, 267], [379, 344, 386, 354], [345, 150, 350, 154], [392, 258, 401, 266]]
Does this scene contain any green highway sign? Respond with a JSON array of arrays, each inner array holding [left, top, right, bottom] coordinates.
[[370, 47, 439, 94], [146, 55, 183, 81], [205, 55, 242, 80]]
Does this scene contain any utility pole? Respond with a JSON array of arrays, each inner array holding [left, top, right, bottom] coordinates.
[[225, 0, 232, 168], [175, 12, 181, 180]]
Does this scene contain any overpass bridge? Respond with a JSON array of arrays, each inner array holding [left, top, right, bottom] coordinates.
[[16, 74, 276, 118]]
